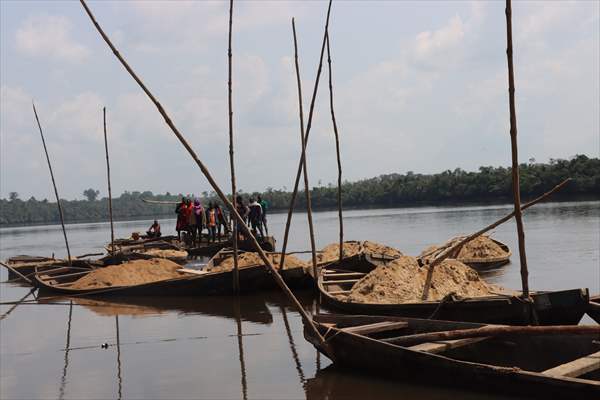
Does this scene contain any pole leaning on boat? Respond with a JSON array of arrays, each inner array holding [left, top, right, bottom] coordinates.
[[32, 102, 72, 266], [505, 0, 530, 299], [103, 107, 115, 254], [78, 0, 326, 345]]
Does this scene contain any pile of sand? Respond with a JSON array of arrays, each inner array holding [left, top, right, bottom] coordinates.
[[363, 240, 403, 259], [346, 256, 506, 304], [457, 236, 509, 260], [70, 258, 186, 289], [317, 241, 402, 264], [210, 252, 307, 273]]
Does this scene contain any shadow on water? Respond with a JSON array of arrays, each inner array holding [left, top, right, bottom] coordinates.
[[305, 366, 527, 400]]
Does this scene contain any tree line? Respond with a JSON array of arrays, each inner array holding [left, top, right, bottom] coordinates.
[[1, 155, 597, 226]]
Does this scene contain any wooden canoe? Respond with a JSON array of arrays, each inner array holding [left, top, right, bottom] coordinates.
[[318, 262, 589, 325], [33, 249, 308, 296], [457, 238, 512, 271], [588, 295, 600, 324], [304, 313, 600, 398], [3, 255, 101, 283]]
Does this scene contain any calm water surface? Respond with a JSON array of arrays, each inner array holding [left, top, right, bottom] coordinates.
[[1, 201, 598, 399]]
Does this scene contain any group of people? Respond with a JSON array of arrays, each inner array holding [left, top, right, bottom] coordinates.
[[234, 195, 269, 240], [175, 198, 229, 245], [171, 195, 269, 245]]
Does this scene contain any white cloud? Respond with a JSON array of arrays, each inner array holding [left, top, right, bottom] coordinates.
[[415, 15, 465, 60], [15, 15, 90, 63]]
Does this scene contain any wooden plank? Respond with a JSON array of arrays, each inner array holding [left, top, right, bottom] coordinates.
[[542, 351, 600, 378], [42, 271, 90, 280], [343, 321, 408, 336], [329, 290, 351, 295], [178, 268, 210, 275], [408, 337, 489, 354], [323, 272, 366, 279], [322, 279, 360, 285]]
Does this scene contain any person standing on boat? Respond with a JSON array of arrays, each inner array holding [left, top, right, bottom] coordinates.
[[206, 202, 217, 243], [235, 195, 249, 240], [193, 198, 206, 245], [248, 197, 264, 238], [258, 195, 269, 236], [215, 203, 229, 240], [175, 197, 187, 241], [187, 199, 198, 245], [147, 220, 161, 238]]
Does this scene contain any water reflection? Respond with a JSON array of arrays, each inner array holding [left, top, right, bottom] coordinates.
[[305, 366, 525, 400], [279, 304, 306, 384], [46, 295, 274, 324], [58, 301, 72, 400], [115, 315, 123, 400], [233, 297, 248, 400]]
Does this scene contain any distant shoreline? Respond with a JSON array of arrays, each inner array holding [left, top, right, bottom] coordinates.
[[1, 196, 597, 230]]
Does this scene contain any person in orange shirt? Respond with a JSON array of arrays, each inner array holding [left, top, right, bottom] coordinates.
[[206, 202, 217, 243]]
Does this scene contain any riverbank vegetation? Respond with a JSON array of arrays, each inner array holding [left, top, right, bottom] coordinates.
[[1, 155, 597, 226]]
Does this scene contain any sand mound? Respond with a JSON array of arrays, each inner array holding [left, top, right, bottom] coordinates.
[[347, 256, 505, 304], [317, 241, 402, 264], [363, 241, 403, 258], [210, 252, 307, 273], [420, 235, 509, 263], [70, 259, 186, 289], [457, 236, 509, 260]]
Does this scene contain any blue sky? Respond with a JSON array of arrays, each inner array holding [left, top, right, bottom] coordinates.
[[1, 0, 598, 200]]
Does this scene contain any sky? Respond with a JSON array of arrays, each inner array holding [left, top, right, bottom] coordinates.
[[1, 0, 598, 200]]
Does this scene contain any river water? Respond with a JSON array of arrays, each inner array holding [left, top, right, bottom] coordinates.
[[1, 201, 598, 399]]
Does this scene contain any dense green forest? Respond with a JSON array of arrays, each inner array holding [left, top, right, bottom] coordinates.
[[1, 155, 598, 226]]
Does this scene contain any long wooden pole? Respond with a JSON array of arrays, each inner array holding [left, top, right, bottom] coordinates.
[[382, 325, 600, 347], [227, 0, 239, 293], [79, 0, 325, 344], [0, 261, 33, 284], [289, 18, 319, 289], [103, 107, 115, 254], [325, 33, 344, 265], [279, 0, 333, 267], [505, 0, 529, 298], [420, 178, 570, 300], [32, 102, 72, 266]]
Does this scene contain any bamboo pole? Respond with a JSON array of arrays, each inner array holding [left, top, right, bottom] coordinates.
[[227, 0, 240, 293], [32, 102, 72, 266], [279, 0, 333, 268], [505, 0, 529, 298], [325, 33, 344, 265], [78, 0, 325, 345], [382, 325, 600, 347], [420, 178, 570, 300], [0, 261, 33, 284], [289, 18, 319, 289], [103, 107, 115, 254]]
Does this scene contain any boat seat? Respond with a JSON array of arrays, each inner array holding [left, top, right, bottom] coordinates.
[[322, 279, 361, 285], [408, 337, 489, 354], [542, 351, 600, 378], [342, 321, 409, 336]]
